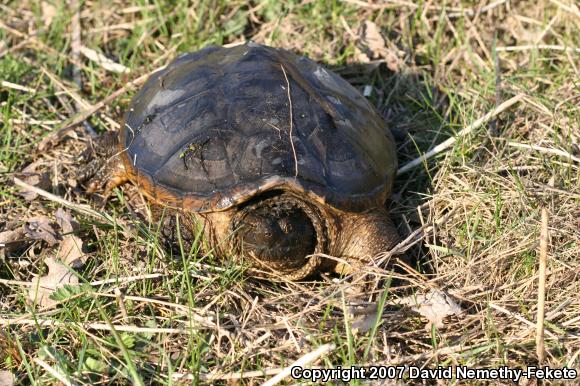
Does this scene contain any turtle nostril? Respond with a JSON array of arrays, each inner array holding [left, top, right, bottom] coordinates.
[[232, 194, 318, 274], [278, 218, 292, 234]]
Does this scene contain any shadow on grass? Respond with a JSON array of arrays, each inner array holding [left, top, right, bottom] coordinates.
[[333, 61, 451, 276]]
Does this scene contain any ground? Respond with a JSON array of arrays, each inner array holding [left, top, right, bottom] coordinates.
[[0, 0, 579, 385]]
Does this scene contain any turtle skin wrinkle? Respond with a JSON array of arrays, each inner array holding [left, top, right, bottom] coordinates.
[[82, 42, 400, 280]]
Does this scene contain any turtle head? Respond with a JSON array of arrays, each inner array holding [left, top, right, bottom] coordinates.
[[232, 192, 325, 279]]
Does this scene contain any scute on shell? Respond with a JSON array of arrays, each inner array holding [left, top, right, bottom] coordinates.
[[120, 43, 397, 212]]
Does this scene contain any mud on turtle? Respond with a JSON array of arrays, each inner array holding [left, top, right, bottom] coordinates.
[[84, 42, 399, 280]]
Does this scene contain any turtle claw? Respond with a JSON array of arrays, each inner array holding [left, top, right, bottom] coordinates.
[[83, 164, 128, 209]]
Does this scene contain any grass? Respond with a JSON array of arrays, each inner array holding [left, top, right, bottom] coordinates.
[[1, 0, 579, 385]]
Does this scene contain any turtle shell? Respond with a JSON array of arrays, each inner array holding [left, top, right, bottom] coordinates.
[[120, 42, 397, 212]]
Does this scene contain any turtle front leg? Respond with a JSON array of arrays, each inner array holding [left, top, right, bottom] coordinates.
[[331, 209, 400, 275], [75, 131, 129, 200], [85, 159, 128, 199]]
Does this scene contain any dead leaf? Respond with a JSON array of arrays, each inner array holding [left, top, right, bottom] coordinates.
[[57, 233, 85, 268], [0, 227, 27, 256], [29, 257, 79, 308], [79, 46, 130, 74], [351, 311, 379, 335], [358, 20, 403, 72], [27, 210, 86, 308], [14, 161, 51, 200], [55, 208, 85, 268], [55, 207, 78, 234], [361, 21, 386, 60], [0, 371, 15, 386], [347, 302, 380, 335], [24, 217, 58, 246], [353, 46, 371, 64], [41, 1, 57, 29], [399, 289, 463, 329]]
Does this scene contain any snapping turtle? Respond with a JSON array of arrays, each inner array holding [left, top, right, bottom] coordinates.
[[86, 42, 399, 280]]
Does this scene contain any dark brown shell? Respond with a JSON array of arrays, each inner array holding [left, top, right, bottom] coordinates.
[[120, 42, 397, 212]]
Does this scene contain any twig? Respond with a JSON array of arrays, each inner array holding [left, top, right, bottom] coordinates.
[[0, 273, 166, 287], [1, 80, 35, 93], [280, 65, 299, 178], [341, 0, 418, 10], [33, 357, 78, 386], [13, 177, 114, 223], [397, 94, 524, 175], [0, 20, 86, 71], [496, 45, 580, 53], [480, 0, 509, 13], [376, 205, 459, 266], [262, 343, 335, 386], [507, 142, 580, 163], [8, 118, 60, 125], [468, 266, 568, 299], [536, 204, 549, 364], [38, 69, 160, 151], [240, 332, 273, 355], [1, 282, 226, 333], [0, 278, 36, 286], [0, 318, 211, 334], [379, 343, 490, 365], [80, 46, 130, 74], [489, 303, 557, 339], [41, 67, 91, 109], [90, 273, 166, 286], [0, 36, 31, 59], [548, 0, 580, 18], [95, 292, 227, 334], [562, 315, 580, 327], [173, 367, 298, 382], [517, 298, 572, 339]]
